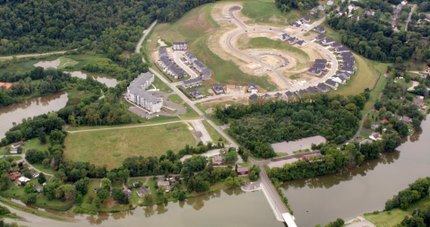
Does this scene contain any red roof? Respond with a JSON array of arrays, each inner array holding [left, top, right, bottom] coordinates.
[[0, 82, 12, 89]]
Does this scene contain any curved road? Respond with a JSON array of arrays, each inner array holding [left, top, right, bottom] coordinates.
[[223, 6, 337, 92]]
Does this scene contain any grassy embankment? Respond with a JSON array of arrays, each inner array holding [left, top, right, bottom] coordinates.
[[146, 3, 277, 91], [364, 197, 430, 227], [332, 54, 390, 114], [64, 122, 196, 169], [241, 0, 301, 25], [0, 196, 70, 222]]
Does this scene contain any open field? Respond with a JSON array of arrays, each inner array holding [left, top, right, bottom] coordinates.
[[364, 197, 430, 227], [332, 54, 389, 96], [331, 54, 390, 113], [241, 0, 301, 25], [146, 3, 277, 91], [64, 122, 196, 169]]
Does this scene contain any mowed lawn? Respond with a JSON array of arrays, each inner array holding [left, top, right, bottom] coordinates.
[[332, 54, 389, 96], [64, 123, 196, 169], [364, 198, 430, 227]]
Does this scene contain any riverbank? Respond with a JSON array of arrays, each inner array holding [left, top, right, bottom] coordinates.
[[282, 117, 430, 226]]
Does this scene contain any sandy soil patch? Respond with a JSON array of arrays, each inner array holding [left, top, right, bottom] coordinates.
[[34, 58, 60, 69]]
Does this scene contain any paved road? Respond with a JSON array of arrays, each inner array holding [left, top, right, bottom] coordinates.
[[67, 119, 194, 134], [149, 68, 239, 147], [0, 49, 75, 61], [405, 4, 417, 32], [259, 163, 289, 219], [135, 20, 157, 54]]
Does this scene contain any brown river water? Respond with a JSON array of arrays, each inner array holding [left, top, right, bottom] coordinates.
[[0, 93, 68, 139], [283, 117, 430, 226], [1, 94, 429, 226], [7, 190, 284, 227]]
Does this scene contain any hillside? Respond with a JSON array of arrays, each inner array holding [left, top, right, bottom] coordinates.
[[0, 0, 217, 55]]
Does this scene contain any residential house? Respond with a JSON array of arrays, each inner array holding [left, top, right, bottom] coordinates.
[[398, 116, 413, 124], [325, 79, 338, 88], [158, 48, 186, 79], [313, 26, 325, 34], [211, 155, 223, 165], [317, 83, 331, 93], [249, 94, 259, 102], [280, 33, 291, 41], [212, 84, 225, 95], [123, 188, 132, 198], [369, 132, 382, 141], [172, 42, 187, 51], [18, 176, 30, 185], [137, 187, 151, 197], [157, 179, 171, 192], [247, 83, 258, 93], [236, 166, 250, 176], [308, 59, 327, 76], [8, 172, 21, 182], [190, 90, 204, 99], [182, 77, 203, 88]]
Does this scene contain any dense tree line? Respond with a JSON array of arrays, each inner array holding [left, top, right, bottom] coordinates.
[[268, 144, 353, 181], [275, 0, 318, 12], [398, 205, 430, 227], [0, 68, 72, 107], [215, 94, 365, 158], [385, 177, 430, 210], [327, 6, 430, 63], [0, 0, 217, 55]]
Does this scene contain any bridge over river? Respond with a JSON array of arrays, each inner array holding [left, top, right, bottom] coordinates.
[[254, 159, 298, 227]]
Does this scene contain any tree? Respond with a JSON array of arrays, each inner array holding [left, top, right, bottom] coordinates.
[[248, 165, 260, 181], [112, 188, 129, 204], [224, 149, 238, 164], [75, 178, 90, 195], [93, 196, 101, 209], [49, 130, 66, 145], [24, 193, 37, 205], [37, 173, 46, 184], [100, 178, 112, 191], [0, 173, 10, 191], [325, 218, 345, 227], [97, 188, 110, 202], [24, 183, 36, 194]]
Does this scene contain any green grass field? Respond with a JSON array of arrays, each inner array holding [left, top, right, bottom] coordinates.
[[240, 37, 309, 62], [364, 198, 430, 227], [241, 0, 301, 25], [146, 3, 277, 91], [332, 54, 390, 113], [202, 120, 227, 144], [64, 122, 196, 169]]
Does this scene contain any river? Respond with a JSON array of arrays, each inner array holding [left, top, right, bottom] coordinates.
[[0, 93, 68, 139], [8, 190, 283, 227], [283, 117, 430, 226]]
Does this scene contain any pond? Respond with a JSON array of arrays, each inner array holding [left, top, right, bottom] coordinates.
[[67, 71, 118, 88]]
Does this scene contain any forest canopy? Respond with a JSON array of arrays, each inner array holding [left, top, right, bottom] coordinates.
[[0, 0, 217, 55], [215, 94, 366, 158], [275, 0, 318, 12]]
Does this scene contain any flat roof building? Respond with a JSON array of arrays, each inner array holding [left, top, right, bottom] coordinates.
[[126, 72, 163, 113]]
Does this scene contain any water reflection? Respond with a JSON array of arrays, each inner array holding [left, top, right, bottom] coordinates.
[[0, 93, 68, 139], [283, 117, 430, 227]]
